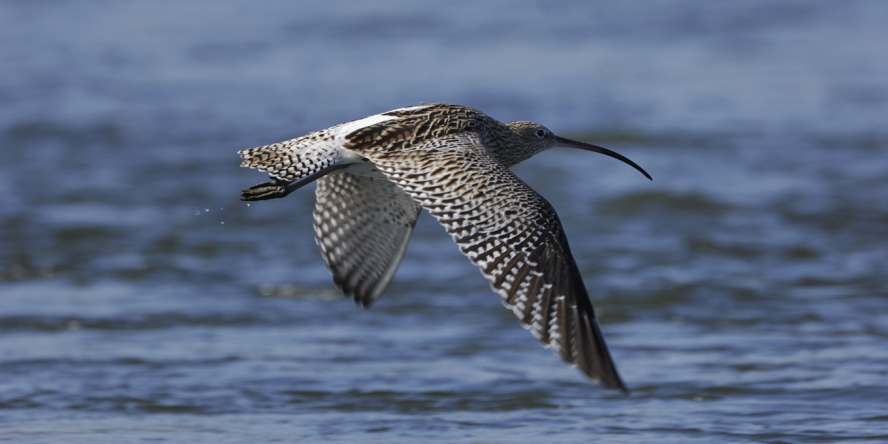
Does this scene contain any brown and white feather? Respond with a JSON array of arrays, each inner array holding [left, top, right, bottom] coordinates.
[[314, 172, 421, 305], [239, 103, 628, 391], [346, 131, 625, 390]]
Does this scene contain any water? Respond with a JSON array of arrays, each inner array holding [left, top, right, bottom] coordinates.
[[2, 1, 888, 442]]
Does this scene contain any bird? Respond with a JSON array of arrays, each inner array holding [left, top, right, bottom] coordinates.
[[238, 103, 651, 392]]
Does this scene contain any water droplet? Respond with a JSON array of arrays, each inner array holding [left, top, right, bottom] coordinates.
[[205, 209, 209, 212], [221, 221, 225, 225]]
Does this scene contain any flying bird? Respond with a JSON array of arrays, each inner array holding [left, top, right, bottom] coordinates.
[[239, 103, 651, 392]]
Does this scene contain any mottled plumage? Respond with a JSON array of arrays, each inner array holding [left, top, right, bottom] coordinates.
[[238, 103, 651, 392]]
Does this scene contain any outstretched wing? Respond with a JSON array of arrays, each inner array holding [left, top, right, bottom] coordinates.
[[360, 132, 626, 391], [314, 172, 422, 306]]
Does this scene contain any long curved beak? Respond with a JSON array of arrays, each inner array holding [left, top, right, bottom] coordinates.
[[554, 136, 652, 181]]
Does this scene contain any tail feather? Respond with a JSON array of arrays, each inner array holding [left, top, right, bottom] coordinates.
[[238, 130, 349, 182]]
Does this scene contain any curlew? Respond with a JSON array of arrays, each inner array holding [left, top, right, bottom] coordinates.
[[238, 103, 651, 392]]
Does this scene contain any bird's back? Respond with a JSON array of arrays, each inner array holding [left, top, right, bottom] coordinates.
[[238, 103, 504, 183]]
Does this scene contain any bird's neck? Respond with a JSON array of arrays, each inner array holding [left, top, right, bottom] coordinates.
[[483, 122, 532, 168]]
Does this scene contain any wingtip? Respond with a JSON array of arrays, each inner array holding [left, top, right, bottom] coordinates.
[[587, 363, 629, 394], [576, 306, 629, 393], [604, 375, 630, 395]]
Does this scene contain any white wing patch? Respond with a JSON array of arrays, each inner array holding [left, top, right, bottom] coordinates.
[[335, 113, 399, 137]]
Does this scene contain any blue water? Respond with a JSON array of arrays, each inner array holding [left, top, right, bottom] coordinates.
[[2, 1, 888, 442]]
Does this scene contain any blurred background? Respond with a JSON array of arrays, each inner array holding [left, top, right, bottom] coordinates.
[[1, 1, 887, 442]]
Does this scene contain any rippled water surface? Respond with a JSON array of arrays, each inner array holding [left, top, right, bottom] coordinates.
[[2, 1, 888, 442]]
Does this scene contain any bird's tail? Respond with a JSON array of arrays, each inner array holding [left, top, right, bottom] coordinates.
[[237, 137, 306, 180], [238, 127, 359, 201]]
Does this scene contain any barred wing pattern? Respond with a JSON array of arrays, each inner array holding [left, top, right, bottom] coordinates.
[[358, 132, 626, 391], [314, 172, 422, 306]]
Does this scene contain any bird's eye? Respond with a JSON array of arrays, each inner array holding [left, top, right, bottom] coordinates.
[[535, 129, 546, 138]]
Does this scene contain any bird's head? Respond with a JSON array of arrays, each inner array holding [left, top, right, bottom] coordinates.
[[504, 121, 652, 180]]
